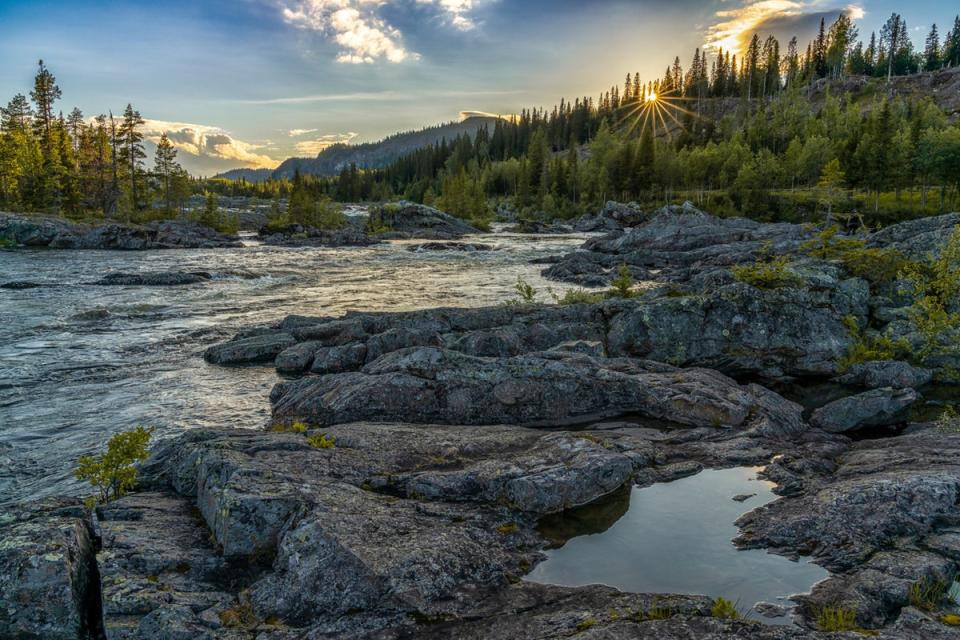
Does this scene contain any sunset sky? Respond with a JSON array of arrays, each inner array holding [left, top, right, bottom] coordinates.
[[0, 0, 949, 174]]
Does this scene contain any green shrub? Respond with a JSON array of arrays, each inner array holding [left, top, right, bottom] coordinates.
[[270, 421, 308, 434], [936, 406, 960, 433], [900, 226, 960, 358], [838, 315, 908, 371], [514, 277, 537, 303], [75, 426, 154, 505], [908, 577, 951, 611], [496, 522, 519, 534], [609, 264, 635, 298], [552, 288, 605, 305], [711, 597, 742, 620], [575, 618, 596, 631], [813, 606, 858, 632], [731, 255, 802, 289], [0, 236, 15, 248], [801, 226, 912, 285], [307, 433, 336, 449]]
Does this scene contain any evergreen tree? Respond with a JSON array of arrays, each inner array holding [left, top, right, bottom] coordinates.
[[880, 13, 905, 81], [153, 132, 180, 212], [924, 24, 941, 70], [117, 104, 146, 215]]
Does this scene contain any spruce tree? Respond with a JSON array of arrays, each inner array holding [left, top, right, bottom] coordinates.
[[117, 104, 146, 215], [925, 24, 941, 70]]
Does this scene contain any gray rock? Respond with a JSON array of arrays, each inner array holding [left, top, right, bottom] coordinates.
[[368, 201, 480, 239], [406, 242, 493, 252], [0, 499, 101, 640], [753, 601, 788, 618], [810, 388, 919, 433], [835, 360, 934, 389], [867, 212, 960, 260], [275, 340, 322, 373], [204, 332, 296, 365], [93, 271, 211, 286], [258, 224, 379, 247], [310, 343, 368, 374]]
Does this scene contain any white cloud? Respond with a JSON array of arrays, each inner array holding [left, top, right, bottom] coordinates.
[[141, 119, 279, 169], [288, 128, 319, 136], [294, 131, 359, 155], [705, 1, 865, 54], [278, 0, 483, 63], [281, 0, 416, 63]]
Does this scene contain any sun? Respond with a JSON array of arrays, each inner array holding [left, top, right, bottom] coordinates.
[[645, 91, 658, 104], [616, 85, 700, 140]]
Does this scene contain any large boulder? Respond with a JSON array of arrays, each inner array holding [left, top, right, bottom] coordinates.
[[867, 213, 960, 260], [204, 332, 296, 365], [834, 360, 933, 390], [809, 388, 919, 433], [368, 201, 480, 239]]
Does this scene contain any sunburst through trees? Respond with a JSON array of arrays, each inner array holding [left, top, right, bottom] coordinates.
[[617, 81, 700, 140]]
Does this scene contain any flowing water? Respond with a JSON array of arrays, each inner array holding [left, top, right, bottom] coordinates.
[[0, 229, 590, 505], [526, 467, 829, 623]]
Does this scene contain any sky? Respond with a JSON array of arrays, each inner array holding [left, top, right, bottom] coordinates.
[[0, 0, 951, 174]]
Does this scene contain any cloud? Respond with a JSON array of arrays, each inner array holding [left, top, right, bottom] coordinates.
[[288, 128, 319, 136], [294, 131, 359, 155], [278, 0, 484, 63], [241, 88, 523, 105], [141, 119, 279, 169], [706, 1, 864, 55], [458, 110, 513, 120], [280, 0, 416, 63]]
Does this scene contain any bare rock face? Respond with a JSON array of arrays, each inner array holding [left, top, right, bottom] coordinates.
[[368, 201, 480, 239], [834, 360, 934, 389], [809, 387, 919, 433], [0, 499, 102, 640]]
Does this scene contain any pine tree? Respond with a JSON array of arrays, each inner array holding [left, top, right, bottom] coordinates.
[[924, 24, 941, 70], [881, 13, 905, 81], [117, 104, 146, 215], [153, 132, 180, 213], [29, 60, 60, 141]]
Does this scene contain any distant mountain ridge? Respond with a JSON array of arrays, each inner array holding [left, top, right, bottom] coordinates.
[[271, 116, 500, 179], [213, 168, 275, 182]]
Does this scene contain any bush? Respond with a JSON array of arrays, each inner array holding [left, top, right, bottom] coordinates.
[[801, 226, 911, 285], [514, 276, 537, 303], [900, 224, 960, 358], [270, 421, 308, 434], [838, 315, 908, 371], [711, 597, 742, 620], [908, 577, 951, 611], [552, 288, 605, 305], [307, 433, 336, 449], [731, 255, 802, 289], [75, 426, 154, 505], [813, 606, 858, 632], [609, 264, 635, 298]]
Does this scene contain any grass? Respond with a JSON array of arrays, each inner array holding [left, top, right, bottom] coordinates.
[[270, 421, 308, 434], [552, 288, 606, 305], [936, 406, 960, 433], [837, 315, 909, 371], [218, 603, 259, 629], [711, 597, 742, 620], [575, 618, 597, 631], [731, 255, 802, 290], [496, 522, 519, 534], [908, 577, 952, 611], [801, 226, 913, 286], [514, 276, 537, 303], [813, 606, 859, 632], [942, 613, 960, 626], [306, 433, 336, 449]]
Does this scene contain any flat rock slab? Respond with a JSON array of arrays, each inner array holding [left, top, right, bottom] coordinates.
[[810, 387, 919, 433]]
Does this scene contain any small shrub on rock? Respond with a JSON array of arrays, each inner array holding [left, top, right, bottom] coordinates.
[[609, 264, 635, 298], [75, 426, 154, 505], [514, 276, 537, 303], [552, 288, 605, 305], [731, 255, 801, 290], [270, 421, 308, 434], [802, 226, 911, 285], [711, 597, 742, 620], [813, 606, 859, 632], [838, 315, 908, 371], [908, 577, 951, 611], [307, 433, 336, 449]]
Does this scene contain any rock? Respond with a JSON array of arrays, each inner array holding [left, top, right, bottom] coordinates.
[[598, 200, 648, 227], [547, 340, 606, 358], [834, 360, 934, 389], [275, 340, 322, 373], [753, 601, 788, 618], [867, 212, 960, 260], [0, 213, 244, 250], [810, 388, 919, 433], [368, 201, 480, 239], [93, 271, 211, 286], [270, 347, 806, 435], [732, 493, 756, 502], [203, 332, 296, 365], [310, 343, 368, 374], [406, 242, 494, 252], [1, 281, 45, 289], [257, 223, 380, 247], [0, 499, 102, 640]]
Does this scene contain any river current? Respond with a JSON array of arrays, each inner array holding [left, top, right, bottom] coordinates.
[[0, 229, 589, 505]]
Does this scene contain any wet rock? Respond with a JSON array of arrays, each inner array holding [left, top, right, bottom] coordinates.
[[310, 343, 368, 374], [368, 201, 480, 239], [834, 360, 933, 389], [810, 388, 919, 433], [406, 241, 493, 252], [93, 271, 211, 286], [258, 224, 379, 247], [732, 493, 756, 502], [270, 347, 806, 435], [0, 498, 102, 640], [0, 213, 244, 250], [1, 281, 46, 289], [204, 332, 297, 365], [275, 340, 322, 374]]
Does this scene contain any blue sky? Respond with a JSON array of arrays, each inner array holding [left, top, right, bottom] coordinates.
[[0, 0, 951, 174]]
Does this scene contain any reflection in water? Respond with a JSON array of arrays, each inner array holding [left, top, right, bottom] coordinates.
[[0, 231, 590, 505], [526, 467, 829, 624]]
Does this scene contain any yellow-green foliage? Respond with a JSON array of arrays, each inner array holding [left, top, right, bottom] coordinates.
[[218, 603, 259, 629], [514, 276, 537, 303], [553, 288, 606, 305], [645, 599, 674, 620], [609, 264, 635, 298], [307, 433, 336, 449], [270, 421, 308, 434], [496, 522, 519, 534], [908, 577, 951, 611], [838, 315, 908, 371], [936, 406, 960, 433], [75, 426, 154, 505], [943, 613, 960, 626], [711, 597, 742, 620], [575, 618, 597, 631], [801, 226, 911, 285], [900, 225, 960, 357], [814, 606, 859, 632], [731, 255, 801, 290]]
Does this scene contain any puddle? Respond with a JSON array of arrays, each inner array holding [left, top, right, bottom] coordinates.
[[525, 467, 828, 624]]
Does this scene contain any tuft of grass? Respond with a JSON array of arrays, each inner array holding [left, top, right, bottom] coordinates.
[[814, 606, 858, 632], [575, 618, 597, 631], [711, 597, 742, 620], [496, 522, 519, 534], [514, 276, 537, 303], [837, 315, 909, 371], [908, 577, 951, 611], [307, 433, 336, 449], [270, 421, 308, 434], [935, 406, 960, 433], [942, 613, 960, 626], [218, 603, 259, 629], [731, 255, 802, 290], [553, 288, 606, 305]]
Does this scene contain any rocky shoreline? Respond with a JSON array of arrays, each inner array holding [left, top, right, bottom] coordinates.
[[3, 204, 960, 639]]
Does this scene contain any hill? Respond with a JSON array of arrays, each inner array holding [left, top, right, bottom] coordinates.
[[271, 116, 500, 179], [213, 168, 275, 183]]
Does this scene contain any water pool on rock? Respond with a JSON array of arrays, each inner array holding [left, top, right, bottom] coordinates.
[[525, 467, 829, 624]]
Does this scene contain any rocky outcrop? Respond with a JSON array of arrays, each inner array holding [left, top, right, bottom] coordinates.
[[257, 222, 380, 247], [809, 387, 919, 433], [406, 241, 493, 252], [0, 213, 244, 250], [368, 201, 480, 239], [204, 332, 297, 365], [93, 271, 211, 286], [834, 360, 933, 389], [0, 499, 102, 639], [868, 212, 960, 260]]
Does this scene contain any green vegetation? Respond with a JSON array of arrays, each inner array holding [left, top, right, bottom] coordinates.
[[496, 522, 519, 534], [307, 433, 336, 449], [901, 224, 960, 358], [943, 613, 960, 626], [936, 406, 960, 433], [731, 255, 802, 290], [575, 618, 597, 631], [514, 276, 537, 303], [74, 426, 154, 506], [218, 603, 259, 629], [838, 315, 909, 370], [710, 597, 742, 620], [552, 288, 606, 305], [270, 421, 308, 434], [813, 606, 859, 632], [609, 264, 635, 298], [802, 226, 912, 285], [189, 191, 239, 233], [908, 577, 952, 611]]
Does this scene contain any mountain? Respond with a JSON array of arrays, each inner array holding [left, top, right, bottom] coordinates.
[[213, 168, 275, 183], [272, 116, 500, 179]]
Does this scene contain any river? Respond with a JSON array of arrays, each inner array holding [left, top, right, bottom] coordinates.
[[0, 229, 589, 505]]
